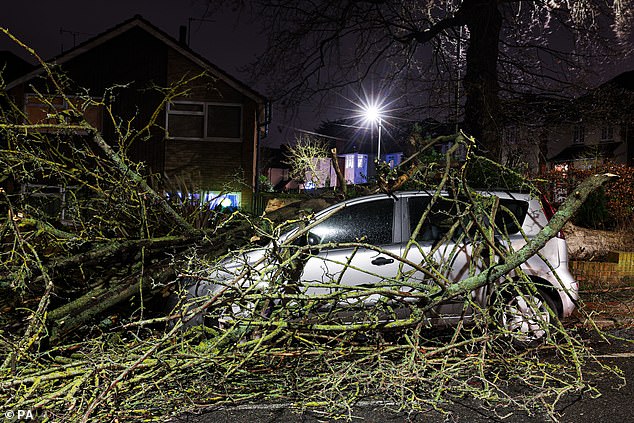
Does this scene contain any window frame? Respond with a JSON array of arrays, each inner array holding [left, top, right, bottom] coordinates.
[[166, 100, 243, 142], [600, 125, 614, 143], [572, 125, 585, 145], [309, 198, 397, 249]]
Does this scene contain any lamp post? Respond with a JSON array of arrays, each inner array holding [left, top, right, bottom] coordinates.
[[363, 104, 383, 162]]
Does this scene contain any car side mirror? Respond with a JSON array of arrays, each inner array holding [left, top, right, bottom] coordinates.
[[301, 232, 322, 256], [306, 232, 320, 246]]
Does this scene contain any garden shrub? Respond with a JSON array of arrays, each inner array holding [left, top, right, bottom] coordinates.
[[540, 163, 634, 230]]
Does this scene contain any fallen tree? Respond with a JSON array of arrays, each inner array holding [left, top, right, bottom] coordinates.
[[0, 38, 625, 422]]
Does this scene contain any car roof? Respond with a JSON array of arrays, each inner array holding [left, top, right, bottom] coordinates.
[[313, 190, 535, 218]]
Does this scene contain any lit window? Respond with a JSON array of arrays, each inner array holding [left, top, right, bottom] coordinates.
[[167, 102, 242, 141], [385, 153, 403, 169], [345, 155, 354, 168], [167, 191, 241, 209]]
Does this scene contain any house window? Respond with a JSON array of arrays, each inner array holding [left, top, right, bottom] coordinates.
[[167, 101, 242, 141], [24, 94, 103, 132], [600, 125, 614, 142], [385, 153, 403, 169], [342, 153, 368, 184], [207, 105, 242, 138], [572, 125, 585, 144]]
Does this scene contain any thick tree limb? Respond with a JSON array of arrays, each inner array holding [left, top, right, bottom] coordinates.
[[47, 262, 176, 345], [437, 173, 619, 302]]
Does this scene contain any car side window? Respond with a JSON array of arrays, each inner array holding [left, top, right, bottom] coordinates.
[[408, 197, 458, 242], [310, 199, 394, 246], [408, 196, 529, 241]]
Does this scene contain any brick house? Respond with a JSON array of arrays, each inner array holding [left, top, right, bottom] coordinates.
[[5, 15, 269, 210]]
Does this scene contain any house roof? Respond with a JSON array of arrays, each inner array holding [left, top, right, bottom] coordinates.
[[500, 70, 634, 126], [549, 141, 622, 163], [6, 15, 267, 105], [598, 70, 634, 91], [0, 51, 33, 82]]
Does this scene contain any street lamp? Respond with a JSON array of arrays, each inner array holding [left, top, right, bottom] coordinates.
[[362, 104, 383, 162]]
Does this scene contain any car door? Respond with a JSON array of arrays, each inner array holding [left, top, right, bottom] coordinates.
[[400, 194, 475, 323], [299, 197, 401, 307]]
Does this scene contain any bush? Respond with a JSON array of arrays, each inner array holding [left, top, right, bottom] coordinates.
[[540, 163, 634, 230]]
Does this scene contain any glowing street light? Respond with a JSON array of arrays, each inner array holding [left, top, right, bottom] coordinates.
[[362, 103, 384, 162]]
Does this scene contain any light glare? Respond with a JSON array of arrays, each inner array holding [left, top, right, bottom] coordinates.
[[364, 104, 381, 123]]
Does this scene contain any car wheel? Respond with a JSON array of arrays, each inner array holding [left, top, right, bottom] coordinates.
[[496, 288, 558, 347]]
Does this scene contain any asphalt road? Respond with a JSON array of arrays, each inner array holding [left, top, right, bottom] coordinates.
[[172, 326, 633, 423]]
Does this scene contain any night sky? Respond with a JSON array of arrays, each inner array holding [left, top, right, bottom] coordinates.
[[3, 1, 633, 148], [1, 1, 261, 72]]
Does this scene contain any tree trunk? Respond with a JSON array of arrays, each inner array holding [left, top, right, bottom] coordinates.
[[330, 148, 347, 196], [461, 0, 503, 160]]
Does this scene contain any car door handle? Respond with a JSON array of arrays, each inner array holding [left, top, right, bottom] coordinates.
[[371, 257, 394, 266]]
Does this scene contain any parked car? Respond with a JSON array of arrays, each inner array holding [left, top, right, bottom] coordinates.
[[175, 190, 578, 344]]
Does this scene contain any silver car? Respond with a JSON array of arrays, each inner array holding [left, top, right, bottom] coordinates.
[[178, 191, 578, 344]]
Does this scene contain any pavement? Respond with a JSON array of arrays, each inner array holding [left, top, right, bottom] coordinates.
[[572, 286, 634, 329]]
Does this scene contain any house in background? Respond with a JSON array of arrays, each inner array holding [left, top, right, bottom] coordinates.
[[500, 70, 633, 171], [548, 70, 633, 168], [5, 15, 269, 210], [310, 118, 412, 185], [261, 118, 462, 191]]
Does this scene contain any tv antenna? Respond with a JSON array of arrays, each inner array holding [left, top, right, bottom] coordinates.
[[60, 28, 93, 53]]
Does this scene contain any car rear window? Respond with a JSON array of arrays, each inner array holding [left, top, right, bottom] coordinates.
[[495, 199, 528, 235]]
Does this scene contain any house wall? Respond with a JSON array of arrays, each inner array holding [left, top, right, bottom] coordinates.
[[548, 122, 629, 166], [302, 157, 337, 189], [163, 48, 259, 208], [7, 25, 262, 210], [54, 27, 169, 174], [7, 27, 169, 175]]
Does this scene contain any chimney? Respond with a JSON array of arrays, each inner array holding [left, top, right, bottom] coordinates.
[[179, 25, 187, 46]]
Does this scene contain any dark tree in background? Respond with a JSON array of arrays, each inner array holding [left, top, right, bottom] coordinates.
[[211, 0, 632, 159]]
